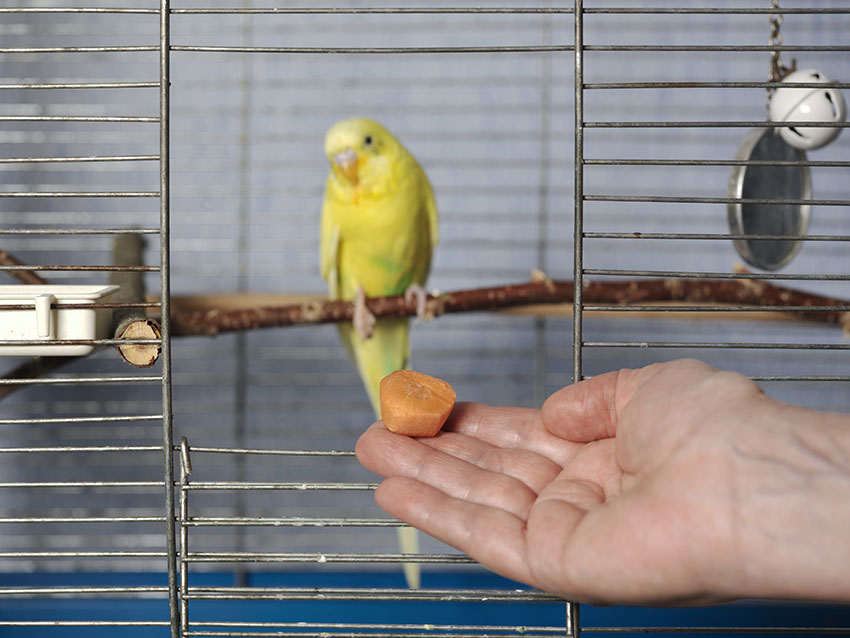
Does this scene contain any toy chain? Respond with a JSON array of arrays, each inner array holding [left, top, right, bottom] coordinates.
[[766, 0, 796, 115], [766, 0, 783, 114], [768, 0, 784, 83]]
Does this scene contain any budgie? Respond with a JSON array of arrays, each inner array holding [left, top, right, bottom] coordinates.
[[320, 118, 437, 589]]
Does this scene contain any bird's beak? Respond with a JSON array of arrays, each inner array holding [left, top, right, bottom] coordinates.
[[332, 148, 359, 184]]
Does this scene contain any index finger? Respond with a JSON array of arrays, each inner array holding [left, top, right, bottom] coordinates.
[[442, 402, 578, 466], [541, 367, 643, 443]]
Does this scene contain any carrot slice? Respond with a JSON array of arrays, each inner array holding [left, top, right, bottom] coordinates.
[[379, 369, 456, 437]]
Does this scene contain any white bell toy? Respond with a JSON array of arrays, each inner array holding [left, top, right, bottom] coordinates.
[[768, 68, 846, 150]]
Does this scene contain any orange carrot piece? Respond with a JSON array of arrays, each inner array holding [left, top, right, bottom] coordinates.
[[379, 369, 457, 437]]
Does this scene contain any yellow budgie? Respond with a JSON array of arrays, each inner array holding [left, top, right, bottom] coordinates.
[[320, 118, 437, 589]]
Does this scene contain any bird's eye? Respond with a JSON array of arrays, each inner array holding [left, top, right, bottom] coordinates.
[[364, 135, 373, 146]]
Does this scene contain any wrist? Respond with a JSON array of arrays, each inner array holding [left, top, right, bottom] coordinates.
[[732, 396, 850, 601]]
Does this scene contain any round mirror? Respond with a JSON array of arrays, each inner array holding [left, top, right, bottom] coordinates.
[[727, 128, 812, 271]]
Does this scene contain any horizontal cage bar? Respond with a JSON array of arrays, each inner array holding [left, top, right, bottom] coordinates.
[[585, 122, 847, 129], [0, 156, 159, 164], [584, 45, 850, 52], [0, 516, 165, 523], [584, 160, 850, 167], [186, 620, 566, 634], [0, 265, 159, 271], [0, 116, 158, 123], [0, 622, 170, 627], [581, 342, 850, 350], [0, 340, 160, 347], [183, 552, 474, 564], [181, 481, 377, 491], [583, 233, 850, 241], [0, 82, 159, 89], [182, 516, 403, 527], [0, 192, 159, 197], [0, 481, 164, 488], [0, 376, 162, 385], [582, 270, 850, 281], [183, 587, 560, 603], [581, 305, 850, 313], [0, 446, 161, 453], [172, 7, 574, 14], [0, 47, 158, 54], [185, 446, 355, 456], [0, 415, 162, 425], [0, 586, 169, 597], [0, 228, 160, 235], [170, 45, 574, 54], [0, 551, 167, 559], [584, 82, 850, 90]]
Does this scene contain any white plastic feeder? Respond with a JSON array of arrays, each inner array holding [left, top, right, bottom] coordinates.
[[0, 285, 120, 356]]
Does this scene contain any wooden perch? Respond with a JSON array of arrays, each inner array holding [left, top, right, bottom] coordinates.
[[0, 249, 50, 285], [109, 233, 162, 368], [0, 356, 71, 401], [168, 274, 850, 337]]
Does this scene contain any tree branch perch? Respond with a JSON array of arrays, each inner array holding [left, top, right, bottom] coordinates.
[[168, 275, 850, 337], [0, 249, 50, 285]]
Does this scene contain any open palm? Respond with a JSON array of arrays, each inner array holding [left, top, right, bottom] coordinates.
[[357, 359, 798, 604]]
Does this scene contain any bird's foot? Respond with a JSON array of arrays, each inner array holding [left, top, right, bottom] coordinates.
[[404, 284, 429, 320], [353, 285, 376, 341]]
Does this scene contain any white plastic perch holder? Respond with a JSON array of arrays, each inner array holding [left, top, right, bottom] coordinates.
[[0, 285, 120, 356]]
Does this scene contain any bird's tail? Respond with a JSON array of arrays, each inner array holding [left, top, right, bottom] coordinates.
[[339, 317, 409, 416], [397, 526, 421, 589], [340, 318, 422, 588]]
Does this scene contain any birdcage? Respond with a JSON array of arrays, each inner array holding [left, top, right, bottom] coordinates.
[[1, 1, 849, 636]]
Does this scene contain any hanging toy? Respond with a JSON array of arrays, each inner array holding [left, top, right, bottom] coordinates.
[[726, 1, 816, 272], [769, 68, 847, 150]]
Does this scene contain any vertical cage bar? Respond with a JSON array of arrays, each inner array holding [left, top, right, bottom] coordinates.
[[566, 596, 580, 638], [569, 2, 584, 632], [179, 438, 192, 636], [534, 0, 553, 407], [159, 0, 179, 634], [572, 0, 584, 384], [233, 6, 254, 586]]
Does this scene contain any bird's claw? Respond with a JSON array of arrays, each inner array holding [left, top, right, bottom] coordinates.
[[404, 284, 428, 320], [353, 286, 376, 341]]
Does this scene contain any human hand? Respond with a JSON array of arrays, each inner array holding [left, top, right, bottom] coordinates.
[[355, 359, 850, 604]]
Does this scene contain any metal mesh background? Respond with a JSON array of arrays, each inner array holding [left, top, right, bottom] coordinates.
[[0, 0, 848, 635]]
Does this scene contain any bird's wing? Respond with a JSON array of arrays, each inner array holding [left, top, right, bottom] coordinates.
[[423, 168, 439, 248], [319, 186, 341, 300]]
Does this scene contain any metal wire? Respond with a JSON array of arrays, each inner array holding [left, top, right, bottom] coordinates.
[[172, 8, 574, 15], [183, 586, 560, 603], [583, 270, 850, 281], [187, 620, 567, 634], [172, 45, 574, 54]]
